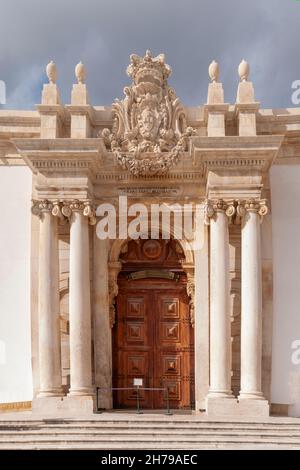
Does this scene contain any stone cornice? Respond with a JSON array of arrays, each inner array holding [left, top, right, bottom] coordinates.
[[11, 138, 105, 175], [191, 135, 284, 174], [0, 111, 40, 139], [2, 106, 300, 137]]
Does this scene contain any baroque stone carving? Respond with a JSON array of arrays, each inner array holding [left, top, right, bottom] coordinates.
[[102, 50, 194, 176], [108, 274, 119, 329], [186, 273, 195, 328]]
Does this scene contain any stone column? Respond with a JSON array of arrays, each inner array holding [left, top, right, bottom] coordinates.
[[206, 200, 235, 398], [93, 237, 113, 409], [37, 200, 63, 397], [65, 200, 95, 396], [238, 199, 268, 401]]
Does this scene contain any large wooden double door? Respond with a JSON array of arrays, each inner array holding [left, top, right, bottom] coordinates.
[[113, 276, 195, 409]]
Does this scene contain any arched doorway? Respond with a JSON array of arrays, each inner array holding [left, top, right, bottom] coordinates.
[[112, 239, 195, 409]]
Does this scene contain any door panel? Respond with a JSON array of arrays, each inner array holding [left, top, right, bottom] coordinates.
[[113, 279, 194, 409], [113, 292, 153, 408], [154, 291, 192, 409]]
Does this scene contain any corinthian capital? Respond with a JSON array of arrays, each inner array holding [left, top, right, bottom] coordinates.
[[204, 199, 236, 225], [32, 199, 54, 218], [237, 198, 268, 219], [38, 199, 54, 213], [62, 199, 96, 225]]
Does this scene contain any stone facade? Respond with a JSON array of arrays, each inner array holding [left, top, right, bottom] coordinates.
[[1, 51, 300, 417]]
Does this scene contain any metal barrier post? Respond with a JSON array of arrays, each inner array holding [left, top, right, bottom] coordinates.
[[136, 385, 142, 414], [165, 386, 172, 415]]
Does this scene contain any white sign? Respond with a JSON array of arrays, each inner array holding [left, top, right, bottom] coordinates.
[[133, 378, 143, 387]]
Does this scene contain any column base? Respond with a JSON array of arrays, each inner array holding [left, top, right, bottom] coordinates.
[[238, 394, 270, 417], [207, 389, 234, 399], [206, 395, 238, 417], [238, 391, 264, 400], [36, 389, 64, 398], [32, 395, 95, 416], [68, 387, 94, 397], [206, 394, 270, 418]]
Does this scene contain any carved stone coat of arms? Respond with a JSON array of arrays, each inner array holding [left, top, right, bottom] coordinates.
[[102, 50, 193, 176]]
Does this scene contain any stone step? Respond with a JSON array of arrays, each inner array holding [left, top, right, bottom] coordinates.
[[0, 434, 300, 444], [0, 443, 298, 450], [1, 426, 300, 435], [1, 421, 300, 429], [1, 416, 298, 423], [0, 418, 299, 449], [1, 429, 300, 437]]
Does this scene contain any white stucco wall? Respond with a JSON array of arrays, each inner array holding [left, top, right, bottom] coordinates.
[[0, 166, 33, 403], [271, 165, 300, 416]]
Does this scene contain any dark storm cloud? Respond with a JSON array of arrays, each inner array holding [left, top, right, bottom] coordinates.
[[0, 0, 300, 109]]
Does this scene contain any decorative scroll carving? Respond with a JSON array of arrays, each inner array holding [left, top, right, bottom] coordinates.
[[102, 50, 194, 176], [186, 272, 195, 328], [204, 199, 236, 225], [108, 270, 119, 328]]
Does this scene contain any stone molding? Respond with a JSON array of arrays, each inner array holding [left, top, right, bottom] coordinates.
[[192, 135, 284, 174]]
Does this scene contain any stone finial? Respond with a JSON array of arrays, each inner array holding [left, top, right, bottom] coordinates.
[[208, 60, 219, 83], [238, 59, 249, 82], [46, 60, 57, 84], [75, 61, 86, 84]]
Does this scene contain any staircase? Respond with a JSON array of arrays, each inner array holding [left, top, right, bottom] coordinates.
[[0, 414, 300, 449]]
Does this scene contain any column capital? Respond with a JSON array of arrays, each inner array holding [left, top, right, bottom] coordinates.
[[237, 198, 268, 219], [204, 198, 235, 225], [33, 199, 53, 215], [62, 199, 96, 225], [32, 199, 67, 223]]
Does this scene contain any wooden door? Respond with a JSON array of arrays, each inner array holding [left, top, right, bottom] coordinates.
[[113, 276, 194, 409]]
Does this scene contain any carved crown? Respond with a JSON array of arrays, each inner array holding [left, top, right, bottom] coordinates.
[[127, 50, 171, 88]]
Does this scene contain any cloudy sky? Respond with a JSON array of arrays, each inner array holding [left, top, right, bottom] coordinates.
[[0, 0, 300, 110]]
